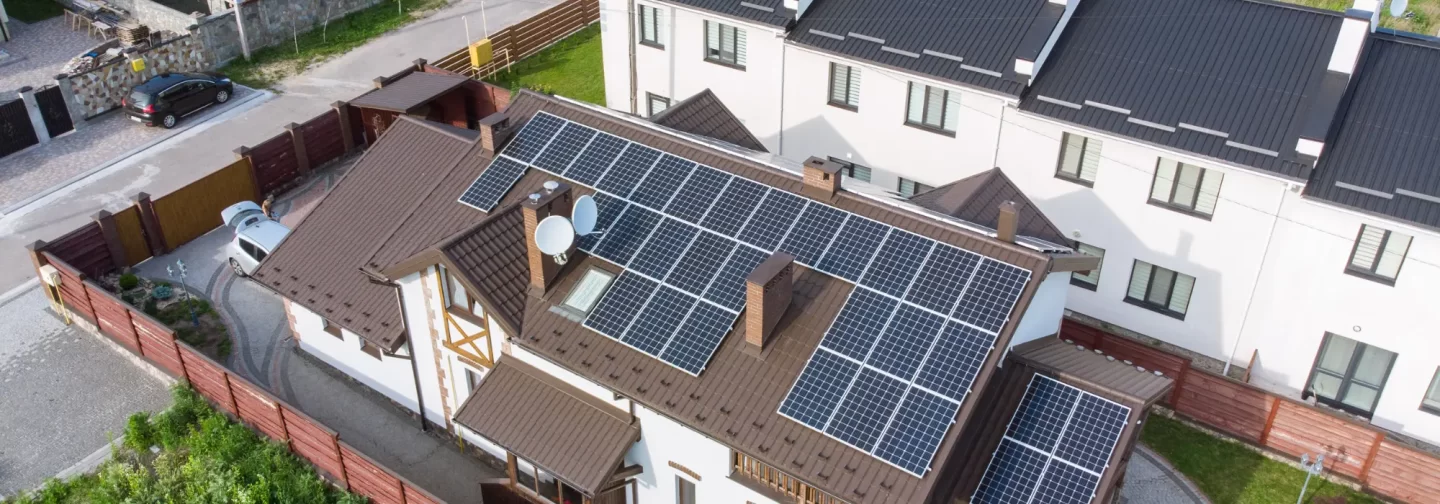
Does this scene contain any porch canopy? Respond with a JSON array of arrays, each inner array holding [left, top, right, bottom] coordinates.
[[455, 357, 641, 496]]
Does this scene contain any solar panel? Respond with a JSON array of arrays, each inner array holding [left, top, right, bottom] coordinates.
[[583, 272, 658, 339], [825, 368, 908, 450], [666, 232, 737, 296], [914, 321, 992, 402], [628, 218, 698, 280], [777, 204, 848, 266], [906, 244, 982, 314], [666, 166, 731, 223], [532, 122, 597, 174], [1036, 461, 1101, 504], [816, 217, 890, 282], [972, 439, 1048, 504], [577, 194, 626, 252], [737, 190, 807, 250], [501, 112, 564, 163], [953, 259, 1032, 333], [866, 304, 945, 379], [703, 245, 769, 311], [819, 287, 899, 361], [592, 206, 662, 266], [779, 349, 862, 430], [565, 133, 629, 186], [1006, 376, 1080, 450], [873, 389, 960, 476], [701, 178, 768, 237], [622, 286, 696, 355], [458, 157, 528, 211], [660, 302, 737, 375], [1054, 395, 1130, 473], [596, 143, 662, 198], [860, 229, 936, 298], [631, 154, 696, 210]]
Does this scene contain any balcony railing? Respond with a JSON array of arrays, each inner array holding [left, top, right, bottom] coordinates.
[[731, 452, 845, 504]]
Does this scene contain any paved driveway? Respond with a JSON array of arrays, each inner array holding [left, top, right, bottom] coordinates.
[[0, 17, 96, 96]]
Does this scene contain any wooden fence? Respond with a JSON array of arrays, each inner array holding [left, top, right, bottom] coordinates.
[[1061, 319, 1440, 503], [433, 0, 599, 77], [31, 251, 446, 504]]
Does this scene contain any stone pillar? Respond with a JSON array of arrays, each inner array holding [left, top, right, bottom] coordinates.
[[286, 122, 310, 176], [17, 86, 51, 144], [54, 74, 88, 130], [94, 210, 129, 270], [333, 101, 355, 153], [133, 192, 168, 255], [235, 146, 263, 201]]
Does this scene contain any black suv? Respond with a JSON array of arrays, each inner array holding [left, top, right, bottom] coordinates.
[[123, 72, 234, 128]]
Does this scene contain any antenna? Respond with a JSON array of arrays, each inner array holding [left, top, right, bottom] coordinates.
[[573, 195, 598, 236], [535, 215, 576, 265], [1390, 0, 1407, 17]]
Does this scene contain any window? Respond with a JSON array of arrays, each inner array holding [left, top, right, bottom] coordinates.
[[1056, 133, 1101, 185], [1125, 260, 1194, 319], [647, 93, 670, 117], [704, 21, 746, 69], [360, 339, 383, 360], [1423, 369, 1440, 415], [1305, 333, 1396, 417], [239, 239, 257, 259], [1345, 224, 1410, 284], [1149, 159, 1222, 218], [676, 476, 696, 504], [1071, 243, 1105, 290], [639, 4, 662, 48], [828, 156, 872, 183], [828, 62, 860, 110], [905, 82, 958, 134], [465, 367, 483, 393], [322, 318, 342, 339], [897, 177, 933, 198], [445, 269, 482, 317], [562, 268, 615, 313]]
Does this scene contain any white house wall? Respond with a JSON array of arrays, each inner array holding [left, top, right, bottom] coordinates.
[[600, 0, 635, 113], [292, 302, 421, 412], [1011, 271, 1070, 349], [399, 270, 449, 427]]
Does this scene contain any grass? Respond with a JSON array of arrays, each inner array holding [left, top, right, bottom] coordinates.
[[5, 0, 63, 23], [483, 23, 605, 106], [221, 0, 446, 89], [1283, 0, 1439, 35], [1142, 415, 1383, 504]]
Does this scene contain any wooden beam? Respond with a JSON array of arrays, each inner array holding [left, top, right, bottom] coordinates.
[[1049, 253, 1102, 273]]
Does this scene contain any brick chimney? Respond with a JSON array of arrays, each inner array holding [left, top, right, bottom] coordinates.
[[479, 112, 512, 155], [801, 156, 842, 200], [745, 252, 795, 351], [523, 181, 574, 295], [997, 201, 1018, 243]]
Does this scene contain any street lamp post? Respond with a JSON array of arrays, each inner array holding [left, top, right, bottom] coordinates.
[[166, 261, 198, 326], [1296, 453, 1326, 504]]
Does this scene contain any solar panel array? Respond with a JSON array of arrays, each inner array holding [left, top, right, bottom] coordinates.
[[972, 375, 1131, 504], [490, 111, 1034, 476]]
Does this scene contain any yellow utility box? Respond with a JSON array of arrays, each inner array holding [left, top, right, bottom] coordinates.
[[469, 38, 493, 69], [130, 57, 146, 73]]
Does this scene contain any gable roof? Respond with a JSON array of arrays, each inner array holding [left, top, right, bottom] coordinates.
[[788, 0, 1060, 97], [436, 203, 532, 334], [350, 72, 469, 113], [1019, 0, 1346, 180], [909, 167, 1070, 247], [1305, 33, 1440, 231], [660, 0, 794, 28], [650, 89, 768, 153]]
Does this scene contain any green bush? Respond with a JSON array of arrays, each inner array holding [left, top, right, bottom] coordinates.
[[151, 285, 174, 300], [143, 298, 159, 318], [155, 281, 171, 288], [118, 273, 139, 291], [217, 338, 234, 358], [124, 412, 155, 453]]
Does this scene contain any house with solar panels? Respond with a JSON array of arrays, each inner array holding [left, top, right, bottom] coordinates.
[[256, 86, 1178, 503]]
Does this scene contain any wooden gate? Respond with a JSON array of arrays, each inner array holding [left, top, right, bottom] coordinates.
[[0, 98, 39, 158], [35, 85, 74, 138]]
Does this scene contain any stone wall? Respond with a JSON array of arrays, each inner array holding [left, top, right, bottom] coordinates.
[[194, 0, 383, 67], [195, 10, 242, 65], [130, 0, 202, 36], [63, 34, 209, 118]]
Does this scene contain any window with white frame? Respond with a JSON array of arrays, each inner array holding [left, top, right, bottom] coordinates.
[[1345, 224, 1410, 285], [828, 62, 860, 110], [1125, 260, 1194, 319], [828, 156, 872, 183], [704, 21, 745, 68], [444, 269, 483, 317], [1057, 133, 1101, 185], [898, 177, 933, 198], [1423, 368, 1440, 415], [905, 82, 958, 134], [562, 268, 615, 313], [647, 93, 670, 117], [1305, 333, 1396, 417], [1150, 158, 1222, 217], [639, 4, 663, 48], [1071, 243, 1104, 290]]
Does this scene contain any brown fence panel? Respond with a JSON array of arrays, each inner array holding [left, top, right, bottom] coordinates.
[[45, 254, 96, 322], [300, 112, 345, 168], [251, 132, 300, 195], [1367, 439, 1440, 503], [44, 223, 113, 278], [84, 281, 140, 352], [1263, 400, 1376, 479], [500, 0, 596, 61], [178, 345, 236, 415], [340, 443, 405, 504], [282, 406, 345, 479], [112, 207, 153, 266], [1172, 370, 1272, 443], [133, 312, 184, 377], [404, 484, 444, 504], [231, 378, 288, 442], [151, 159, 257, 250]]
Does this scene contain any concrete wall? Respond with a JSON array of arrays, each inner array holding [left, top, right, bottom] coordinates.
[[292, 301, 422, 413], [63, 34, 209, 118], [193, 0, 383, 67]]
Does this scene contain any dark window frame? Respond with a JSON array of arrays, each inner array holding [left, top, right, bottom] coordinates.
[[1055, 133, 1098, 187], [1344, 224, 1409, 286], [647, 92, 671, 117], [827, 156, 872, 183], [703, 21, 745, 70], [1302, 332, 1397, 418], [638, 4, 663, 49], [904, 82, 955, 136], [1422, 368, 1440, 416], [1124, 260, 1192, 320], [1148, 160, 1218, 220], [897, 177, 933, 198], [827, 62, 859, 111], [1070, 243, 1104, 291], [676, 475, 697, 504]]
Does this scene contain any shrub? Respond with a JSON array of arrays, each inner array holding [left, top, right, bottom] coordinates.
[[151, 285, 174, 300], [155, 281, 171, 287], [217, 338, 233, 357], [125, 412, 155, 453], [118, 273, 139, 291], [143, 298, 159, 318]]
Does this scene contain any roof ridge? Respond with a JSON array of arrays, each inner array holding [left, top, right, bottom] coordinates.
[[360, 129, 488, 270]]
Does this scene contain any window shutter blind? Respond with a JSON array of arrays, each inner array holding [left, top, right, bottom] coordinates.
[[1376, 232, 1411, 278], [907, 83, 924, 123], [656, 8, 665, 44], [1195, 169, 1224, 215], [1350, 226, 1386, 270], [925, 87, 945, 127], [830, 64, 847, 103], [1128, 261, 1152, 300], [1060, 134, 1084, 177], [735, 28, 747, 66], [847, 67, 861, 105], [944, 90, 960, 131], [1080, 138, 1102, 181], [1152, 160, 1178, 201], [1168, 273, 1194, 314], [1174, 165, 1202, 208], [706, 21, 719, 55], [1146, 268, 1174, 305]]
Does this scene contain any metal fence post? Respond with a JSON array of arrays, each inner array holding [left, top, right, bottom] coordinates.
[[17, 86, 51, 144]]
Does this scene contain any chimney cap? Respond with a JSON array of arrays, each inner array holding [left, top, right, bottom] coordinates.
[[747, 252, 795, 284], [804, 156, 842, 175]]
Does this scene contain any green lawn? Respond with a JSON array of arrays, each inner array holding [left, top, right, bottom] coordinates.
[[484, 23, 604, 106], [1283, 0, 1439, 35], [5, 0, 63, 23], [1142, 415, 1382, 504], [221, 0, 445, 89]]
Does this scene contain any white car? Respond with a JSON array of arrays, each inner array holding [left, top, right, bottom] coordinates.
[[222, 201, 290, 277]]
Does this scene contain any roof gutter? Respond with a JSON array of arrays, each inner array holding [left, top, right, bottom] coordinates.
[[363, 265, 429, 433]]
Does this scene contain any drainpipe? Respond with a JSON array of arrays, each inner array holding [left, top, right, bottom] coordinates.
[[234, 0, 251, 60], [777, 39, 786, 156], [627, 0, 638, 114], [1224, 184, 1288, 376], [366, 266, 427, 432]]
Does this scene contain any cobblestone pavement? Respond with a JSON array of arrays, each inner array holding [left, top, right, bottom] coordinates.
[[0, 17, 97, 96], [1121, 446, 1210, 504]]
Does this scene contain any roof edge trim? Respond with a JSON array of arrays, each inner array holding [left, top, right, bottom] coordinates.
[[1335, 181, 1394, 199]]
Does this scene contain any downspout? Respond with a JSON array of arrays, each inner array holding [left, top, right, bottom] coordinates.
[[1224, 184, 1288, 376], [777, 38, 786, 156], [366, 266, 427, 432], [627, 0, 638, 115]]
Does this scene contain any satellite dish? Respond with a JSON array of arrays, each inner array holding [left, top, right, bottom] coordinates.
[[535, 215, 575, 264], [573, 195, 598, 236], [1390, 0, 1407, 17]]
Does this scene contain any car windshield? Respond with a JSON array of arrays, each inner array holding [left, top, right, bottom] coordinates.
[[128, 91, 153, 105]]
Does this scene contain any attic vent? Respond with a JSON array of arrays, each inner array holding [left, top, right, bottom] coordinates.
[[880, 47, 919, 59], [738, 1, 773, 12], [1083, 100, 1131, 115]]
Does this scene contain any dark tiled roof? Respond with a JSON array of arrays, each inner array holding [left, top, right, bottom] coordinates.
[[1305, 34, 1440, 230], [1011, 336, 1174, 406], [910, 167, 1070, 247], [662, 0, 793, 28], [1019, 0, 1345, 180], [454, 357, 640, 495], [788, 0, 1059, 97], [438, 203, 532, 334], [651, 89, 768, 152], [350, 72, 469, 113]]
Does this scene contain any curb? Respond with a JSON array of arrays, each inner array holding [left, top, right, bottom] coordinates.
[[54, 436, 124, 481], [0, 278, 39, 306], [1134, 445, 1212, 504]]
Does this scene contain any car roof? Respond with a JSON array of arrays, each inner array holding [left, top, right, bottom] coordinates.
[[135, 73, 211, 93], [239, 221, 290, 250]]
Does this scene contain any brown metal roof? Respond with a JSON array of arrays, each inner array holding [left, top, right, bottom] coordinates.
[[437, 203, 531, 335], [1011, 336, 1174, 407], [350, 72, 469, 113], [454, 357, 640, 496], [909, 167, 1071, 247], [650, 89, 769, 153]]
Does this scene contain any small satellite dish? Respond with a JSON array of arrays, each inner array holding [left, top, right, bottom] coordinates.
[[1391, 0, 1407, 17], [535, 215, 575, 264], [573, 195, 598, 236]]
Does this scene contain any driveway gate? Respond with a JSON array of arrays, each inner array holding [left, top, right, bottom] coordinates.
[[0, 98, 39, 159], [35, 86, 74, 138]]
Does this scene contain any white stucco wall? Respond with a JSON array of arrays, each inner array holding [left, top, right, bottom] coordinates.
[[600, 0, 634, 113], [399, 270, 449, 427], [292, 302, 420, 412], [1010, 271, 1070, 349], [1238, 192, 1440, 445], [993, 108, 1289, 362]]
